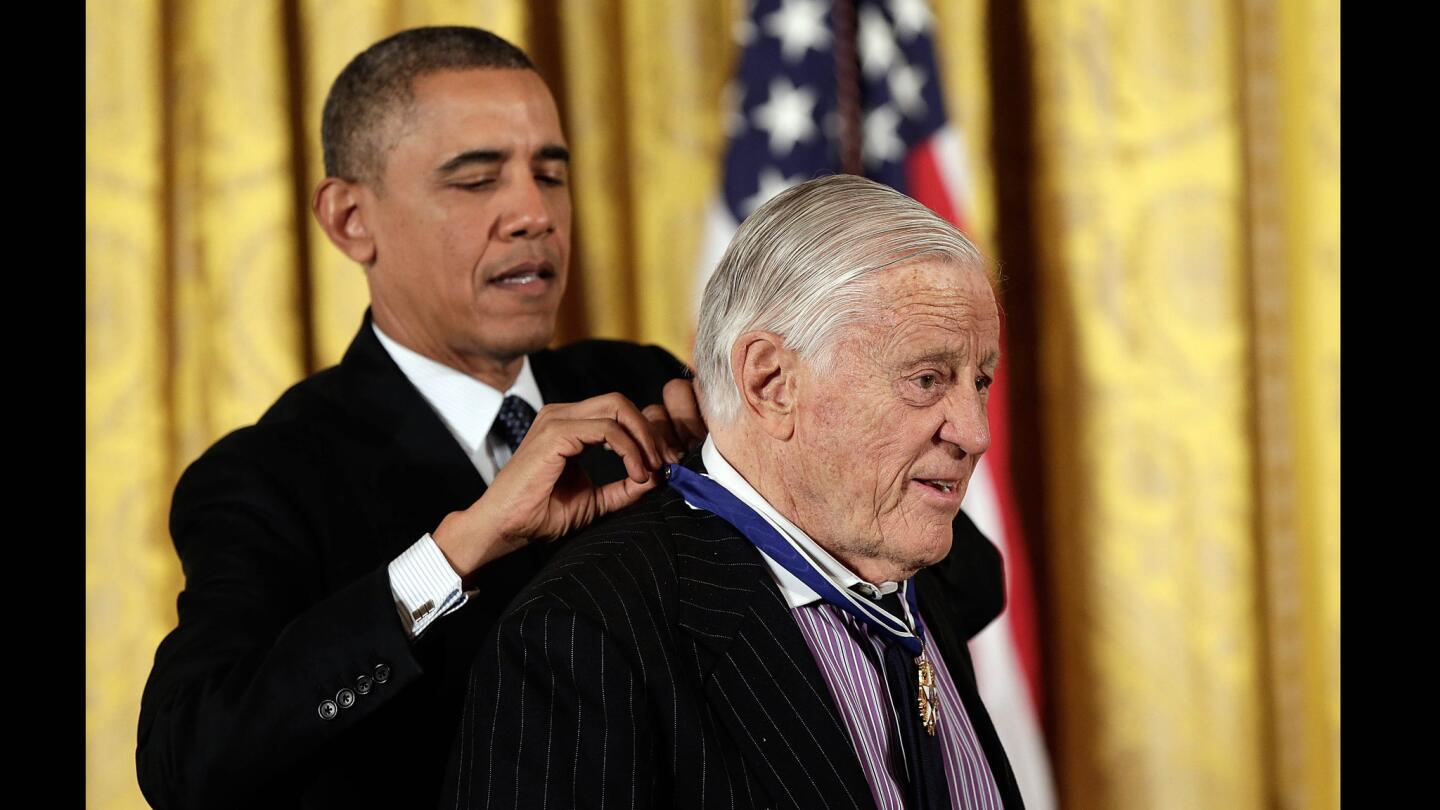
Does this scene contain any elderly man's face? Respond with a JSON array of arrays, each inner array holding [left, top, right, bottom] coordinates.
[[361, 68, 571, 367], [788, 260, 1000, 580]]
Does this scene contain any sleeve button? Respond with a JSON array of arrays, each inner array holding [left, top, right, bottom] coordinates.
[[336, 688, 356, 709], [373, 663, 391, 684], [355, 674, 374, 695], [317, 699, 339, 721]]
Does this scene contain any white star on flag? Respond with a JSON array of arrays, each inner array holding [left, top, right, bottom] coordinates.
[[741, 167, 805, 215], [888, 61, 928, 118], [764, 0, 832, 63], [888, 0, 933, 41], [751, 77, 819, 156], [862, 103, 904, 166], [857, 6, 899, 79]]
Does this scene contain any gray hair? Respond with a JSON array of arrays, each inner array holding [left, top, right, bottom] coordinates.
[[693, 174, 987, 425]]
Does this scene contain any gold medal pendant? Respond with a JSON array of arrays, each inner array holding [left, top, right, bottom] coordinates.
[[915, 648, 939, 736]]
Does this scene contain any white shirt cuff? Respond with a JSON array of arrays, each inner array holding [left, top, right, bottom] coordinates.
[[388, 533, 469, 640]]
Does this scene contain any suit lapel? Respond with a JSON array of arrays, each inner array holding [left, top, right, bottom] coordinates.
[[661, 472, 875, 810], [335, 313, 487, 562]]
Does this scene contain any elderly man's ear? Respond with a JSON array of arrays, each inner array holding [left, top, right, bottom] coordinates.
[[312, 178, 377, 265], [731, 332, 797, 441]]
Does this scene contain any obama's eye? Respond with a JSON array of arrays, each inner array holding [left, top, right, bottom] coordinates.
[[452, 179, 495, 191]]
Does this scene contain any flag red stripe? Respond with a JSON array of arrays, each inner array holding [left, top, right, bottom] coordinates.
[[981, 321, 1043, 715], [905, 139, 967, 234]]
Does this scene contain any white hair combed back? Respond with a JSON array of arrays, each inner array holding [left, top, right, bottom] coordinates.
[[693, 174, 987, 425]]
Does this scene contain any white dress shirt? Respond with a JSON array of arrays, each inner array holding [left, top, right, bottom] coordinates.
[[373, 323, 545, 639]]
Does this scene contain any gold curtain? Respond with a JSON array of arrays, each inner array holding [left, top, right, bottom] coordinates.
[[1028, 1, 1339, 808], [86, 1, 1337, 808]]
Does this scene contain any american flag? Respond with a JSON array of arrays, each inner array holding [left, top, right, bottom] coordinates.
[[694, 2, 1058, 808]]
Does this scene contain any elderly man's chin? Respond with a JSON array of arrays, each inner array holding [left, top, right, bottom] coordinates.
[[892, 486, 968, 570], [910, 523, 956, 569], [876, 512, 957, 577]]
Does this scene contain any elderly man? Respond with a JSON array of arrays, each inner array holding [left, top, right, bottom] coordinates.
[[137, 27, 704, 809], [443, 174, 1024, 809]]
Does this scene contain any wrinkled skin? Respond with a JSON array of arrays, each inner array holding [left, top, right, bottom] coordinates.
[[783, 260, 1001, 582]]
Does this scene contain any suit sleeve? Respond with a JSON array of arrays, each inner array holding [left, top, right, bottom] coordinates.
[[443, 599, 656, 810], [136, 442, 424, 809]]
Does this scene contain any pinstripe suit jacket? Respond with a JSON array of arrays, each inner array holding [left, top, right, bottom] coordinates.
[[442, 458, 1025, 809]]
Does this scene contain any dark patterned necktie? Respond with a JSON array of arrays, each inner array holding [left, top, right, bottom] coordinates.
[[860, 588, 954, 810], [492, 395, 537, 453]]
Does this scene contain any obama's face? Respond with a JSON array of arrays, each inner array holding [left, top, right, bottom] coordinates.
[[359, 68, 571, 371]]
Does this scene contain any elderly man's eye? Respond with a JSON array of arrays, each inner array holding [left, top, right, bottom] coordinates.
[[913, 374, 939, 390], [976, 374, 994, 392]]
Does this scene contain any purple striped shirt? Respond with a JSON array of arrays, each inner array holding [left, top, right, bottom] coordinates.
[[792, 602, 1004, 810]]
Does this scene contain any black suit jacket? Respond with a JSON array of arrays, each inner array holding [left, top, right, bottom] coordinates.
[[136, 313, 687, 810], [442, 457, 1025, 809]]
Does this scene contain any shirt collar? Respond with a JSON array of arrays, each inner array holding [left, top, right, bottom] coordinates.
[[699, 436, 901, 609], [372, 322, 544, 456]]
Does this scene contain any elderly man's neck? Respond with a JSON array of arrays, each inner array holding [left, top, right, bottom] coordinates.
[[711, 428, 917, 583]]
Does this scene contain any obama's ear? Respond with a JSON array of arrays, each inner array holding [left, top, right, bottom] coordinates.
[[312, 177, 376, 266]]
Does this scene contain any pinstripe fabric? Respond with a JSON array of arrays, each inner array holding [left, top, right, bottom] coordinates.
[[793, 604, 1005, 809], [441, 458, 1024, 809]]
